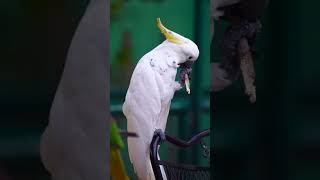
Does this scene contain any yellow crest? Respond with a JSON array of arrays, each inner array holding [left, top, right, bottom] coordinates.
[[157, 18, 183, 44]]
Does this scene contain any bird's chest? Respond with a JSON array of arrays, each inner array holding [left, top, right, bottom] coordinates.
[[150, 59, 178, 104], [160, 74, 177, 105]]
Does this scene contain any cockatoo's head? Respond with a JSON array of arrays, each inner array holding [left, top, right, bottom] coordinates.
[[156, 18, 199, 65], [157, 18, 199, 92]]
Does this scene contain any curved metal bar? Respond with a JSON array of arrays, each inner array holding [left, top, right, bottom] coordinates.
[[158, 160, 210, 171], [150, 135, 163, 180], [150, 129, 210, 180], [165, 129, 210, 148]]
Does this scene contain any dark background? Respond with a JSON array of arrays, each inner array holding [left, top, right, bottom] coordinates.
[[212, 0, 320, 180], [1, 0, 89, 179]]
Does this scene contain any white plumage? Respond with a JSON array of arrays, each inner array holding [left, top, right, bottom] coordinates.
[[122, 18, 199, 180]]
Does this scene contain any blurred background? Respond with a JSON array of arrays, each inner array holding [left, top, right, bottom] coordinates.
[[1, 0, 91, 179], [212, 0, 320, 180], [110, 0, 210, 178]]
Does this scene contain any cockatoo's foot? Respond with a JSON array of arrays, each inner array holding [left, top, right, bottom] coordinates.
[[178, 61, 193, 86], [172, 81, 183, 91], [154, 129, 166, 141]]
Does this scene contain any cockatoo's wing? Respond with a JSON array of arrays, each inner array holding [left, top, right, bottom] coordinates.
[[123, 57, 162, 180], [124, 57, 162, 140], [156, 99, 171, 132]]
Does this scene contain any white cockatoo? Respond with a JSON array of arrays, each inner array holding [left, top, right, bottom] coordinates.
[[122, 18, 199, 180]]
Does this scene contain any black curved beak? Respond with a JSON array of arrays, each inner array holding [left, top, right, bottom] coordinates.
[[179, 61, 193, 69]]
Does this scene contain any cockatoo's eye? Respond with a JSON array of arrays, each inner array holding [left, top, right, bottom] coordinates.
[[188, 56, 193, 60]]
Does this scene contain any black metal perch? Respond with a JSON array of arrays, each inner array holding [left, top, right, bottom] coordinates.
[[150, 129, 210, 180]]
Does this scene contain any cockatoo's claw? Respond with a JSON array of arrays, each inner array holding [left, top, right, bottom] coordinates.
[[179, 67, 192, 86], [172, 81, 182, 91], [154, 129, 166, 141]]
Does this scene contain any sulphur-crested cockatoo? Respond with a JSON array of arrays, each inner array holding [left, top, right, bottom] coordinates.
[[122, 18, 199, 180]]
